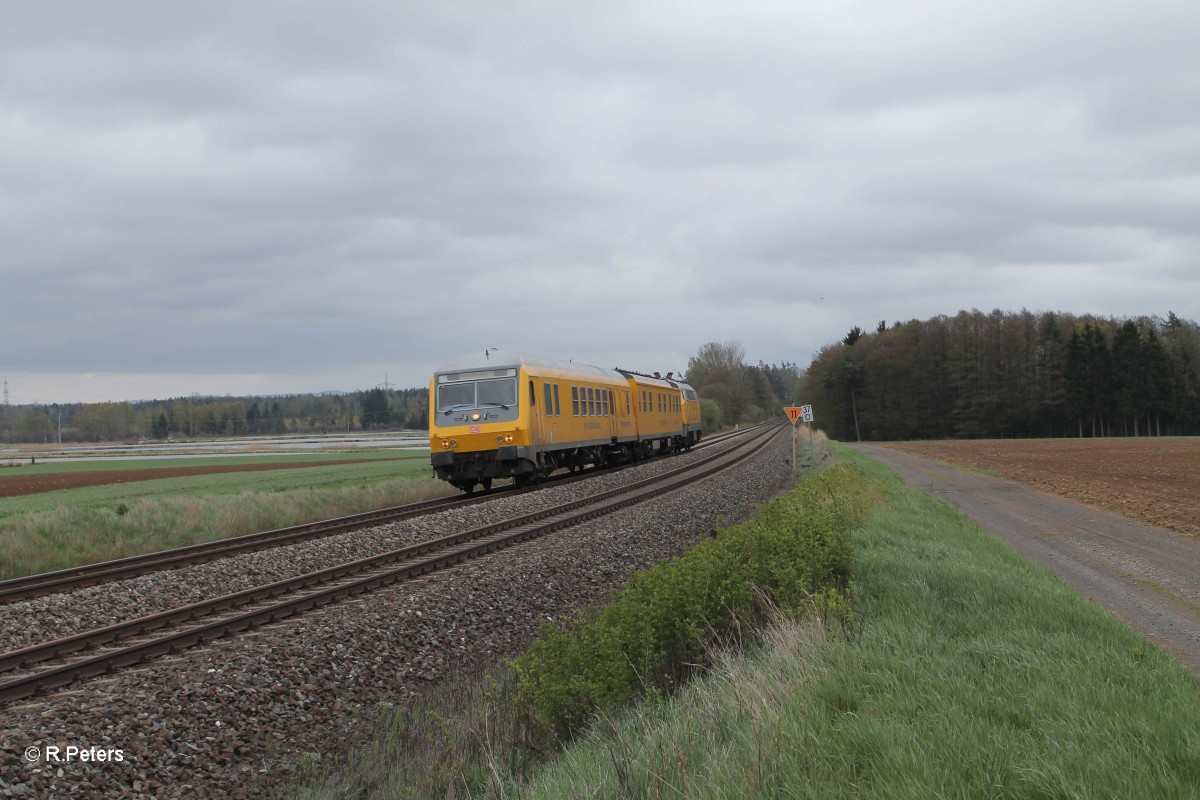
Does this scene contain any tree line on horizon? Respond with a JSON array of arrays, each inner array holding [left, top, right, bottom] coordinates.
[[12, 313, 1193, 446], [0, 387, 431, 444], [803, 309, 1200, 441]]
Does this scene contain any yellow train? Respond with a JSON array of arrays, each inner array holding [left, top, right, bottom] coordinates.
[[429, 349, 701, 492]]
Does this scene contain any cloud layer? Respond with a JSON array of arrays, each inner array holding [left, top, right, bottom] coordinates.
[[3, 1, 1198, 402]]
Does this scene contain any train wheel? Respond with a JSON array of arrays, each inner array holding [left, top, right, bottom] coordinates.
[[482, 478, 493, 491]]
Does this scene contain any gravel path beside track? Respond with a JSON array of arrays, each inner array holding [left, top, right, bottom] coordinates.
[[1, 432, 790, 798], [857, 444, 1200, 674]]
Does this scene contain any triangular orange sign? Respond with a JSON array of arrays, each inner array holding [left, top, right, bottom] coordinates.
[[785, 406, 803, 425]]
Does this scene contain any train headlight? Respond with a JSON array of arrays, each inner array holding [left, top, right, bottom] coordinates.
[[450, 440, 458, 447], [471, 413, 481, 421], [504, 434, 514, 443], [441, 440, 451, 448], [496, 435, 504, 443]]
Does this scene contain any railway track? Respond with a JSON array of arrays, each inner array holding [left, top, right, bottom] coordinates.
[[0, 426, 756, 606], [0, 423, 782, 704]]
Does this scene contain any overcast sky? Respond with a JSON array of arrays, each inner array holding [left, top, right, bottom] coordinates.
[[3, 1, 1198, 404]]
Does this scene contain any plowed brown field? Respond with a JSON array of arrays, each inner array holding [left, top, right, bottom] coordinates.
[[0, 459, 387, 499], [885, 438, 1200, 535]]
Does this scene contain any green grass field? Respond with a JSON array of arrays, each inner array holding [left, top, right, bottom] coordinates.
[[0, 451, 450, 580], [1, 450, 416, 475], [292, 440, 1200, 799], [0, 451, 429, 518]]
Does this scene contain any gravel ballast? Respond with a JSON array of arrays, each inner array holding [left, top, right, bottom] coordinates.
[[1, 430, 791, 798]]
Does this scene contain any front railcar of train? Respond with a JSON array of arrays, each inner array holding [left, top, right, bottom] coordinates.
[[428, 352, 533, 492]]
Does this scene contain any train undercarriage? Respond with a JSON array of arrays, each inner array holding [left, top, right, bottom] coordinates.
[[431, 432, 700, 493]]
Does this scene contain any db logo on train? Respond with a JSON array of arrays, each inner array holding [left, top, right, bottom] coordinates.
[[469, 425, 481, 433]]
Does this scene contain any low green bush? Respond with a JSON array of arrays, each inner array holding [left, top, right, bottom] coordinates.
[[510, 463, 872, 745]]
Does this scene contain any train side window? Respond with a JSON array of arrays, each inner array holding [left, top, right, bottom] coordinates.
[[625, 391, 630, 415], [553, 384, 561, 416], [603, 390, 610, 416], [544, 382, 553, 414], [608, 389, 614, 416], [588, 387, 595, 416], [530, 381, 536, 406], [572, 385, 579, 416]]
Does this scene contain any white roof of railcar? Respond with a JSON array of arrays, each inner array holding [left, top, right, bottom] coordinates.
[[433, 350, 624, 380], [623, 373, 681, 390]]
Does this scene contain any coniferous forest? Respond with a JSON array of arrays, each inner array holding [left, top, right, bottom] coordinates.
[[802, 310, 1200, 441]]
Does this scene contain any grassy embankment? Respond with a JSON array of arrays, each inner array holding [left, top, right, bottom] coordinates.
[[0, 451, 451, 580], [293, 441, 1200, 799]]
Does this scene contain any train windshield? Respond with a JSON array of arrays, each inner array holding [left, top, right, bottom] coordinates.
[[437, 378, 517, 412], [477, 378, 517, 407]]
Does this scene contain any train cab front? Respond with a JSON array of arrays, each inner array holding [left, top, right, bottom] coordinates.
[[428, 365, 532, 492]]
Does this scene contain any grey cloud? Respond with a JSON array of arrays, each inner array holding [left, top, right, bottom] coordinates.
[[2, 0, 1198, 401]]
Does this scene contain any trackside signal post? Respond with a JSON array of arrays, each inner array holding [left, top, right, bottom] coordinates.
[[784, 405, 815, 470]]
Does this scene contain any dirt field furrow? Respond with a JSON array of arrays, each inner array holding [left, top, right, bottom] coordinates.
[[0, 459, 393, 499]]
